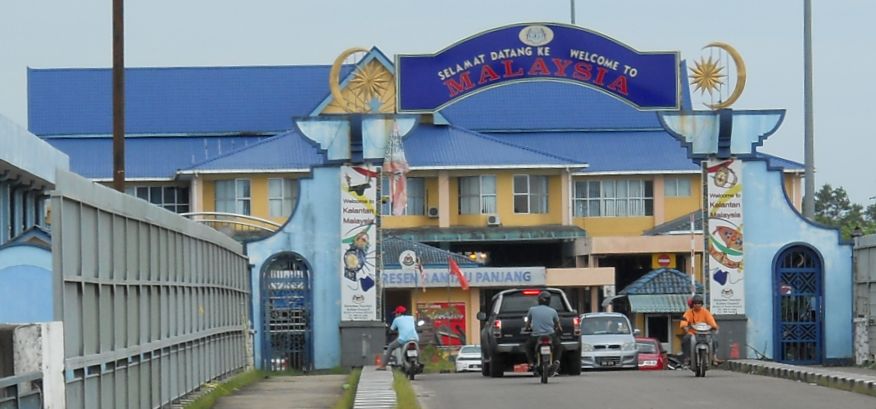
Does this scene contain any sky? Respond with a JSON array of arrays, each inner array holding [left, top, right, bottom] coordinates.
[[1, 0, 874, 205]]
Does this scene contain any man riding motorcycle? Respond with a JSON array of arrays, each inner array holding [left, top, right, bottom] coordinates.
[[679, 295, 720, 366], [377, 305, 419, 370], [524, 291, 563, 375]]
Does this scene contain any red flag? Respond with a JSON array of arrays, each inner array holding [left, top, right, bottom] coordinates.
[[448, 257, 470, 291]]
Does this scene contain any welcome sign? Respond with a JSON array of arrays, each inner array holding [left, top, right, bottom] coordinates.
[[396, 23, 680, 113]]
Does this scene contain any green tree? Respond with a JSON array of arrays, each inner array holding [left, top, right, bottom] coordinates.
[[813, 184, 875, 238]]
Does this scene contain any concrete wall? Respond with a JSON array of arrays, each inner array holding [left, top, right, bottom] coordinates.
[[13, 322, 65, 409], [743, 160, 852, 361], [247, 166, 342, 369], [0, 245, 53, 323]]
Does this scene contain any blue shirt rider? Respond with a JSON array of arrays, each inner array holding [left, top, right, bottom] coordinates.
[[378, 306, 419, 370]]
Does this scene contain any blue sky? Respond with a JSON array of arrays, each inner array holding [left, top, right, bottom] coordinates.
[[1, 0, 873, 204]]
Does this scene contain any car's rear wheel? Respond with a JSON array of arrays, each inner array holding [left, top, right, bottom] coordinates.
[[481, 359, 489, 376], [488, 353, 504, 378]]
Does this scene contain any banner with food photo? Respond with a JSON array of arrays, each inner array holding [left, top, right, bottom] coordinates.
[[705, 158, 744, 315], [340, 165, 379, 321]]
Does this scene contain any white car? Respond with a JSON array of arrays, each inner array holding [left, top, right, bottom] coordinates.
[[455, 345, 482, 372]]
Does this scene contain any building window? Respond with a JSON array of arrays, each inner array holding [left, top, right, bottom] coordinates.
[[125, 185, 190, 213], [513, 175, 548, 214], [381, 177, 426, 216], [665, 176, 692, 197], [458, 175, 496, 214], [215, 179, 251, 215], [268, 178, 298, 218], [574, 179, 653, 217]]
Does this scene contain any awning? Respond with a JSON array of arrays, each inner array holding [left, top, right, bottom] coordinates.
[[385, 225, 586, 243], [628, 294, 690, 313]]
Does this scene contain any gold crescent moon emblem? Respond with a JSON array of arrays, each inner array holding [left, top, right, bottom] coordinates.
[[329, 47, 370, 112], [702, 42, 746, 110]]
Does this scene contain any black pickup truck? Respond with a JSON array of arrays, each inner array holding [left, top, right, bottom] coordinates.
[[477, 288, 582, 377]]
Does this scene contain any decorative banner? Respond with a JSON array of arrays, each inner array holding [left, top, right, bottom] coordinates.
[[705, 158, 744, 315], [416, 302, 467, 346], [340, 165, 379, 321], [396, 23, 679, 113], [382, 266, 546, 288]]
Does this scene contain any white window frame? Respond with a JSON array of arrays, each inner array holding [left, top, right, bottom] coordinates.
[[513, 174, 548, 214], [268, 178, 297, 218], [380, 177, 426, 216], [125, 185, 191, 213], [458, 175, 496, 215], [665, 176, 692, 197], [574, 179, 653, 217], [215, 178, 251, 215]]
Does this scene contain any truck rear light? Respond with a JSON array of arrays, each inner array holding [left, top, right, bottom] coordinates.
[[492, 319, 502, 337], [572, 316, 581, 336], [521, 289, 542, 296]]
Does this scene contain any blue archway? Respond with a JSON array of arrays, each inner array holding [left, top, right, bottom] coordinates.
[[261, 252, 313, 371], [773, 244, 824, 364]]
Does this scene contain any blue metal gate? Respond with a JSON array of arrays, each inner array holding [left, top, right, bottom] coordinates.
[[773, 245, 823, 364], [262, 252, 312, 371]]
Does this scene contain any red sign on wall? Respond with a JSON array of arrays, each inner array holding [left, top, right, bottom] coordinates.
[[416, 302, 467, 346]]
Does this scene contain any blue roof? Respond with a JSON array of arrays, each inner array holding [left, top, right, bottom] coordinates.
[[28, 65, 352, 136], [485, 130, 699, 173], [183, 130, 325, 172], [46, 135, 270, 179], [619, 268, 705, 295], [404, 125, 584, 169]]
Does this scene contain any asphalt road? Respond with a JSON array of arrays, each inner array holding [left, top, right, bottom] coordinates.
[[414, 369, 876, 409]]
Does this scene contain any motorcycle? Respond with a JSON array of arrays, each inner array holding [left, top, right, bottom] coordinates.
[[688, 322, 715, 377], [387, 320, 425, 380], [533, 335, 554, 384]]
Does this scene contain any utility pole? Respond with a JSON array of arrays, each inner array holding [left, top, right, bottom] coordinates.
[[112, 0, 125, 192], [802, 0, 815, 218], [570, 0, 576, 25]]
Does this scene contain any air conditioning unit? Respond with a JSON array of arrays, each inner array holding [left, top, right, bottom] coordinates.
[[486, 214, 501, 226], [427, 207, 440, 218]]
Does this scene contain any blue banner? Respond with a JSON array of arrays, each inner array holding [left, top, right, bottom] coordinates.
[[396, 23, 679, 112]]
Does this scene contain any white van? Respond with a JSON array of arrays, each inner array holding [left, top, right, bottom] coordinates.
[[580, 312, 638, 369]]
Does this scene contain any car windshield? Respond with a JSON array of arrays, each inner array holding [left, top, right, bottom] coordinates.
[[499, 292, 565, 313], [581, 316, 631, 335], [460, 346, 481, 354], [636, 342, 657, 353]]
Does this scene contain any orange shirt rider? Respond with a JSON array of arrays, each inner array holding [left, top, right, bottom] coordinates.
[[680, 301, 718, 335]]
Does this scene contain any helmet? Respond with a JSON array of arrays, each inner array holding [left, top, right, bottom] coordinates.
[[691, 295, 704, 306], [537, 291, 551, 306], [394, 305, 407, 315]]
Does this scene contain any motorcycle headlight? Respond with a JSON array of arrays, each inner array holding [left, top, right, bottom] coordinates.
[[623, 342, 636, 351], [581, 343, 594, 352]]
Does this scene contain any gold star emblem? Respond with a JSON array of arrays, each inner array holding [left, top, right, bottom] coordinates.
[[690, 56, 726, 96]]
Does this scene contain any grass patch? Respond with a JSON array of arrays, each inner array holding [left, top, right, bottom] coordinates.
[[392, 369, 422, 409], [183, 370, 266, 409], [420, 345, 455, 374], [329, 368, 362, 409]]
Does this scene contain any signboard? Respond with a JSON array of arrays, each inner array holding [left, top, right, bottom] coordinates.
[[652, 253, 676, 269], [705, 158, 744, 315], [382, 266, 546, 288], [396, 23, 680, 113], [340, 165, 379, 321], [416, 302, 467, 346]]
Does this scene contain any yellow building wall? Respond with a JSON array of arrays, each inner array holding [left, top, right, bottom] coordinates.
[[410, 289, 481, 346], [663, 174, 703, 222], [575, 216, 654, 237], [200, 174, 299, 224]]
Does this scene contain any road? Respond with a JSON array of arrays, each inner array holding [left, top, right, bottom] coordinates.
[[414, 369, 876, 409]]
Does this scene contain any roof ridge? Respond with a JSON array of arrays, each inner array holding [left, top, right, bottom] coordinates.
[[447, 124, 584, 166]]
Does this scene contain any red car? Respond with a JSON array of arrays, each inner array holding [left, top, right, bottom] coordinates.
[[635, 337, 666, 370]]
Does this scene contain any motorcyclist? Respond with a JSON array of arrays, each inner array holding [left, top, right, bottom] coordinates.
[[377, 305, 419, 370], [524, 291, 563, 375], [679, 294, 720, 366]]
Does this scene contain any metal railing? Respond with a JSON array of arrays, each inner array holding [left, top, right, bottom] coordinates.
[[0, 372, 42, 409], [181, 212, 282, 241]]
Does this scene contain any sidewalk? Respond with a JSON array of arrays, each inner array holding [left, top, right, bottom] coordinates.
[[353, 366, 396, 409], [212, 374, 348, 409], [726, 360, 876, 398]]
